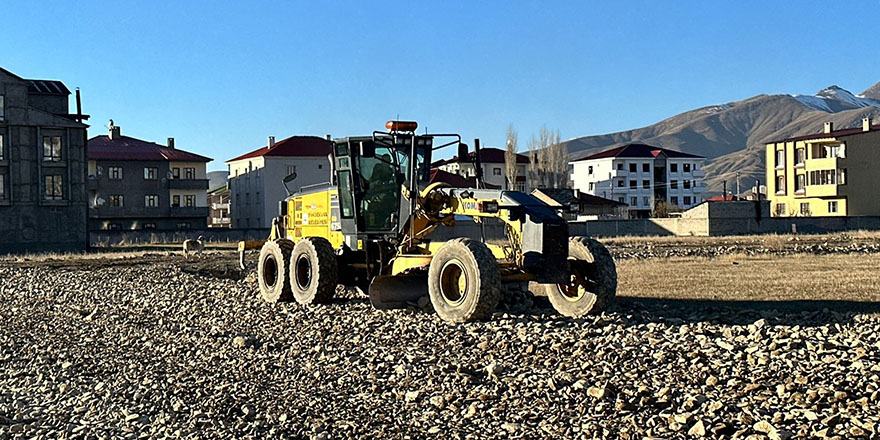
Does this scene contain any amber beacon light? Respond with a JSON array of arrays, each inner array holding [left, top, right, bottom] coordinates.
[[386, 120, 418, 132]]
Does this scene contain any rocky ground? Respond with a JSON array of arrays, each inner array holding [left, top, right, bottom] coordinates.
[[1, 247, 879, 439]]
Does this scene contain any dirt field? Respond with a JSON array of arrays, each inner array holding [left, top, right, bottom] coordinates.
[[1, 235, 879, 439]]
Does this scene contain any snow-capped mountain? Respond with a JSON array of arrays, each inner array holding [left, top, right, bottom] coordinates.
[[793, 85, 880, 112], [563, 82, 880, 193]]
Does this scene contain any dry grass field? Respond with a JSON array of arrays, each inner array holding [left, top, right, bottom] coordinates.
[[618, 253, 880, 303]]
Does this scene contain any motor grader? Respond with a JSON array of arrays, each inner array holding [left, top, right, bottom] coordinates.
[[242, 121, 617, 323]]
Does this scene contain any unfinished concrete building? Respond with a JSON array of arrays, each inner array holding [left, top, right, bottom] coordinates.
[[0, 67, 89, 253]]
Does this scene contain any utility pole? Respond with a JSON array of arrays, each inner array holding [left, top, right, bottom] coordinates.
[[735, 172, 741, 200]]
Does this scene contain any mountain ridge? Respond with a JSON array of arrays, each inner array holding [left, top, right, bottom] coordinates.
[[563, 83, 880, 193]]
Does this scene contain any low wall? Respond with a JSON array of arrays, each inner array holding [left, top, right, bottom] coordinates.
[[90, 228, 270, 246]]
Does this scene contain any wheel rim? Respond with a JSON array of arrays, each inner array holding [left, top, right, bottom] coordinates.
[[557, 260, 589, 302], [439, 259, 468, 306], [263, 254, 279, 287], [295, 254, 312, 290]]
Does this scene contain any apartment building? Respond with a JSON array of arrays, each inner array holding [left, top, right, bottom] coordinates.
[[0, 67, 89, 253], [433, 147, 529, 190], [207, 184, 231, 228], [766, 119, 880, 217], [570, 144, 705, 218], [226, 135, 332, 229], [87, 124, 212, 230]]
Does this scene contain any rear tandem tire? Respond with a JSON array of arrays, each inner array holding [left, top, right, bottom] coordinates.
[[546, 237, 617, 317], [428, 238, 501, 323], [290, 237, 339, 305], [257, 239, 295, 303]]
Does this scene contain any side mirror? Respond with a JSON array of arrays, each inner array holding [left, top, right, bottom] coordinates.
[[282, 172, 297, 195], [359, 141, 376, 158], [457, 143, 470, 162]]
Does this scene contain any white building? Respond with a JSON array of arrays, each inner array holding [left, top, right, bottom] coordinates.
[[226, 135, 332, 229], [570, 144, 705, 218], [433, 147, 529, 190]]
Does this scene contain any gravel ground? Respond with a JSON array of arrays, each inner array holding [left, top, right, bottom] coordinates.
[[1, 250, 879, 439]]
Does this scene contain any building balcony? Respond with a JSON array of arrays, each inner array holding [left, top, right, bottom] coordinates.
[[211, 217, 231, 225], [803, 184, 838, 198], [170, 206, 209, 218], [169, 179, 209, 190], [692, 170, 706, 178], [804, 157, 838, 171], [211, 202, 230, 210]]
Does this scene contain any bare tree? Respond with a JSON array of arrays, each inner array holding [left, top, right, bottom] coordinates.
[[527, 135, 540, 190], [504, 125, 519, 190]]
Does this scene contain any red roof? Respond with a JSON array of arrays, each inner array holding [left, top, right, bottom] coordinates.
[[766, 124, 880, 144], [574, 143, 704, 161], [227, 136, 331, 163], [88, 135, 211, 162], [432, 147, 529, 167]]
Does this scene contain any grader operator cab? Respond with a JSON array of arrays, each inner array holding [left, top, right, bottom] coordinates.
[[245, 121, 617, 323]]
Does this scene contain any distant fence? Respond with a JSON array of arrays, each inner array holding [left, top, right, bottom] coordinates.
[[90, 228, 270, 246]]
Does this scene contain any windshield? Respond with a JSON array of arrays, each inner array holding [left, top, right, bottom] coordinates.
[[357, 144, 400, 231]]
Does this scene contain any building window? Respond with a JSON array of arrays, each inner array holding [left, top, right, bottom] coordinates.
[[318, 164, 323, 169], [287, 165, 297, 176], [775, 175, 785, 194], [144, 167, 157, 180], [172, 195, 181, 207], [0, 95, 4, 121], [44, 175, 63, 200], [828, 201, 838, 213], [184, 167, 195, 179], [811, 143, 845, 159], [775, 203, 786, 216], [177, 222, 191, 230], [588, 166, 593, 175], [670, 163, 678, 173], [108, 166, 123, 180], [0, 173, 6, 200], [795, 148, 806, 165], [683, 180, 691, 189], [629, 180, 637, 189], [145, 195, 159, 207], [838, 168, 847, 185], [643, 196, 650, 206], [670, 196, 679, 206], [671, 180, 678, 189], [775, 150, 785, 168], [629, 163, 637, 172], [683, 163, 691, 173], [184, 195, 195, 207], [616, 163, 623, 171], [795, 174, 805, 193], [43, 136, 62, 161], [588, 182, 595, 191], [630, 197, 637, 206], [684, 196, 692, 205], [642, 180, 650, 189], [172, 167, 180, 179], [800, 203, 810, 216], [0, 134, 4, 160], [109, 195, 124, 207], [493, 167, 501, 176], [617, 180, 624, 188], [142, 223, 157, 230], [643, 163, 650, 173], [107, 223, 122, 231], [618, 196, 625, 203]]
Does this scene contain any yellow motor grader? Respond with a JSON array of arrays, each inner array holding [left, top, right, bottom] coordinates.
[[241, 121, 616, 322]]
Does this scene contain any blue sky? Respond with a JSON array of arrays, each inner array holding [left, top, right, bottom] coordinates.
[[3, 1, 878, 171]]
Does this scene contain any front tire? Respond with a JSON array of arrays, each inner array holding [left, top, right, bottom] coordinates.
[[428, 238, 501, 323], [290, 237, 339, 305], [546, 237, 617, 317], [257, 239, 294, 303]]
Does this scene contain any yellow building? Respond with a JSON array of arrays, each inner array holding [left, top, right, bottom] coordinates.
[[766, 118, 880, 217]]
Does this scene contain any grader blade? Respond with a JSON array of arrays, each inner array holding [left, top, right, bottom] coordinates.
[[368, 275, 429, 309]]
